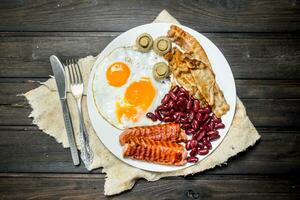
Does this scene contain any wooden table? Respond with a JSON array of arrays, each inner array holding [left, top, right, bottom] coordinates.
[[0, 1, 299, 199]]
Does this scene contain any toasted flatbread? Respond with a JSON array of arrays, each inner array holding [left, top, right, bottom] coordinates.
[[168, 25, 211, 67], [165, 44, 229, 117]]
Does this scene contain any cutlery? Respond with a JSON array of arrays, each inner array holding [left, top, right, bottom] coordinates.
[[66, 59, 93, 168], [50, 55, 80, 166]]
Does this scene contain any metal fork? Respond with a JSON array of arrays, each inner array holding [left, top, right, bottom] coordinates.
[[66, 59, 93, 168]]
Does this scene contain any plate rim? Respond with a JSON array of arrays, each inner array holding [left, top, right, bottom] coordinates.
[[87, 22, 236, 172]]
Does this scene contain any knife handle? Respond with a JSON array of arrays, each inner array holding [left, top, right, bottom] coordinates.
[[60, 99, 80, 166]]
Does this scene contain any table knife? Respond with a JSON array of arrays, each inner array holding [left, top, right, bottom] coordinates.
[[50, 55, 80, 166]]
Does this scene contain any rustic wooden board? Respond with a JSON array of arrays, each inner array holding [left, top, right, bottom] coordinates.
[[0, 173, 298, 200], [0, 33, 299, 79], [0, 0, 299, 32], [0, 126, 299, 175], [0, 1, 300, 198], [1, 99, 299, 127]]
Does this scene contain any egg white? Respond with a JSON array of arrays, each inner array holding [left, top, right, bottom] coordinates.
[[93, 46, 170, 130]]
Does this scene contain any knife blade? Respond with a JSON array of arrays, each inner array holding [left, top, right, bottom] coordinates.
[[50, 55, 80, 166]]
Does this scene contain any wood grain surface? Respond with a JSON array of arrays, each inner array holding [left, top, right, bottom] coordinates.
[[0, 0, 299, 199], [0, 174, 299, 200], [0, 0, 299, 32]]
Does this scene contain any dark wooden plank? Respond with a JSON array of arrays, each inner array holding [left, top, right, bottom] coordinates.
[[0, 80, 41, 105], [0, 99, 299, 127], [235, 80, 300, 99], [0, 126, 299, 175], [0, 32, 116, 78], [0, 32, 299, 79], [1, 80, 300, 105], [0, 173, 298, 200], [0, 126, 100, 173], [243, 99, 300, 128], [0, 0, 299, 32]]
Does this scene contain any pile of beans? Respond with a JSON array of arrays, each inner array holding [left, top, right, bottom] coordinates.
[[146, 85, 225, 163]]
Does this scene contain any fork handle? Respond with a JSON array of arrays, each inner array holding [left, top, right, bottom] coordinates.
[[76, 98, 93, 168]]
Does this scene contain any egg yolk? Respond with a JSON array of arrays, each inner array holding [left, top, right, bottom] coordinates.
[[116, 77, 156, 123], [106, 62, 130, 87]]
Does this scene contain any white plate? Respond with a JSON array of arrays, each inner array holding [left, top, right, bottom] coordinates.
[[87, 23, 236, 172]]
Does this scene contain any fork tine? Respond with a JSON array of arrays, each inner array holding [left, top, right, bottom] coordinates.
[[65, 60, 70, 84], [72, 59, 78, 84], [75, 59, 83, 84], [70, 59, 76, 84], [67, 61, 73, 85]]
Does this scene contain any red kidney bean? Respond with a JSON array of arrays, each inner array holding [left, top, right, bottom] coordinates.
[[146, 112, 157, 121], [173, 112, 179, 118], [203, 139, 212, 150], [192, 119, 200, 130], [157, 105, 166, 111], [178, 103, 186, 112], [178, 91, 188, 97], [178, 96, 186, 102], [192, 132, 199, 140], [212, 115, 222, 123], [179, 107, 186, 113], [207, 130, 218, 136], [187, 156, 198, 163], [193, 100, 200, 112], [190, 140, 198, 148], [168, 100, 175, 109], [183, 98, 188, 105], [204, 117, 211, 126], [155, 110, 163, 121], [209, 133, 220, 141], [215, 122, 225, 129], [173, 113, 180, 122], [185, 140, 193, 150], [159, 110, 168, 116], [202, 124, 209, 132], [180, 116, 189, 123], [190, 148, 198, 157], [209, 120, 215, 129], [186, 129, 195, 135], [202, 113, 209, 123], [169, 92, 178, 101], [186, 99, 193, 111], [161, 94, 170, 105], [173, 102, 179, 111], [179, 86, 186, 93], [176, 99, 185, 108], [163, 116, 174, 122], [198, 149, 209, 155], [176, 112, 186, 118], [207, 123, 214, 132], [198, 142, 204, 150], [188, 112, 194, 122], [199, 126, 205, 131], [181, 123, 191, 130], [204, 106, 211, 113], [199, 107, 210, 114], [196, 113, 202, 121], [171, 85, 180, 94], [165, 110, 175, 117], [196, 130, 206, 141], [169, 108, 175, 115]]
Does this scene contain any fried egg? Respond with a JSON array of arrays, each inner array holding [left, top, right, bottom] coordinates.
[[93, 47, 170, 129]]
